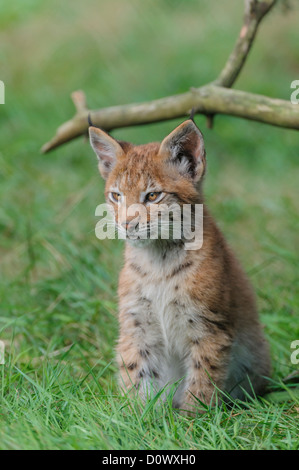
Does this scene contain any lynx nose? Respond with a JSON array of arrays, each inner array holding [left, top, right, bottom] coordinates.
[[121, 220, 139, 231]]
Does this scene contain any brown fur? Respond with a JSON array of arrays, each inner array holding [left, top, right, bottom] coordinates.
[[89, 120, 271, 414]]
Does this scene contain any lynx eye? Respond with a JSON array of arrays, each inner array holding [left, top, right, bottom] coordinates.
[[110, 192, 121, 202], [146, 192, 161, 203]]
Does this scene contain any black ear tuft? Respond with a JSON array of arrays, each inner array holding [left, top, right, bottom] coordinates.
[[88, 114, 105, 132], [88, 113, 94, 127], [189, 108, 196, 122]]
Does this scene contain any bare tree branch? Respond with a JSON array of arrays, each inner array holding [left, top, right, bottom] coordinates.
[[41, 0, 297, 154], [214, 0, 276, 88], [206, 0, 276, 128], [41, 86, 299, 153]]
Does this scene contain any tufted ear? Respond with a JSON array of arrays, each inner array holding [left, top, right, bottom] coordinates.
[[89, 126, 125, 179], [158, 119, 206, 182]]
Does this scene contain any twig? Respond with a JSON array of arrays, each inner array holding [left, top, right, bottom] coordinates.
[[214, 0, 276, 88]]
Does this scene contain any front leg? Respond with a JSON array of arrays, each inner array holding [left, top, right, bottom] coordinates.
[[116, 309, 162, 400], [182, 334, 232, 415]]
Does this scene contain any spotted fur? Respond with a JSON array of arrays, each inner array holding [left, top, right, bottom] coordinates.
[[89, 119, 271, 414]]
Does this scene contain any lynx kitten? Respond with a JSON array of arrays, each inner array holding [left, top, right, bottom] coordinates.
[[89, 118, 271, 413]]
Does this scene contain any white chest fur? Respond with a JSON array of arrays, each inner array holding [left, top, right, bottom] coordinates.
[[141, 279, 187, 354], [122, 243, 205, 396], [130, 247, 197, 389]]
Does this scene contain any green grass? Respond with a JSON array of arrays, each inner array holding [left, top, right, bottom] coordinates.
[[0, 0, 299, 450]]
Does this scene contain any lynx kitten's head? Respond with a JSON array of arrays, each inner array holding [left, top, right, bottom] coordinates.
[[89, 119, 206, 245]]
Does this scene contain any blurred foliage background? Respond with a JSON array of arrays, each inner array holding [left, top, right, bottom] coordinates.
[[0, 0, 298, 449]]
